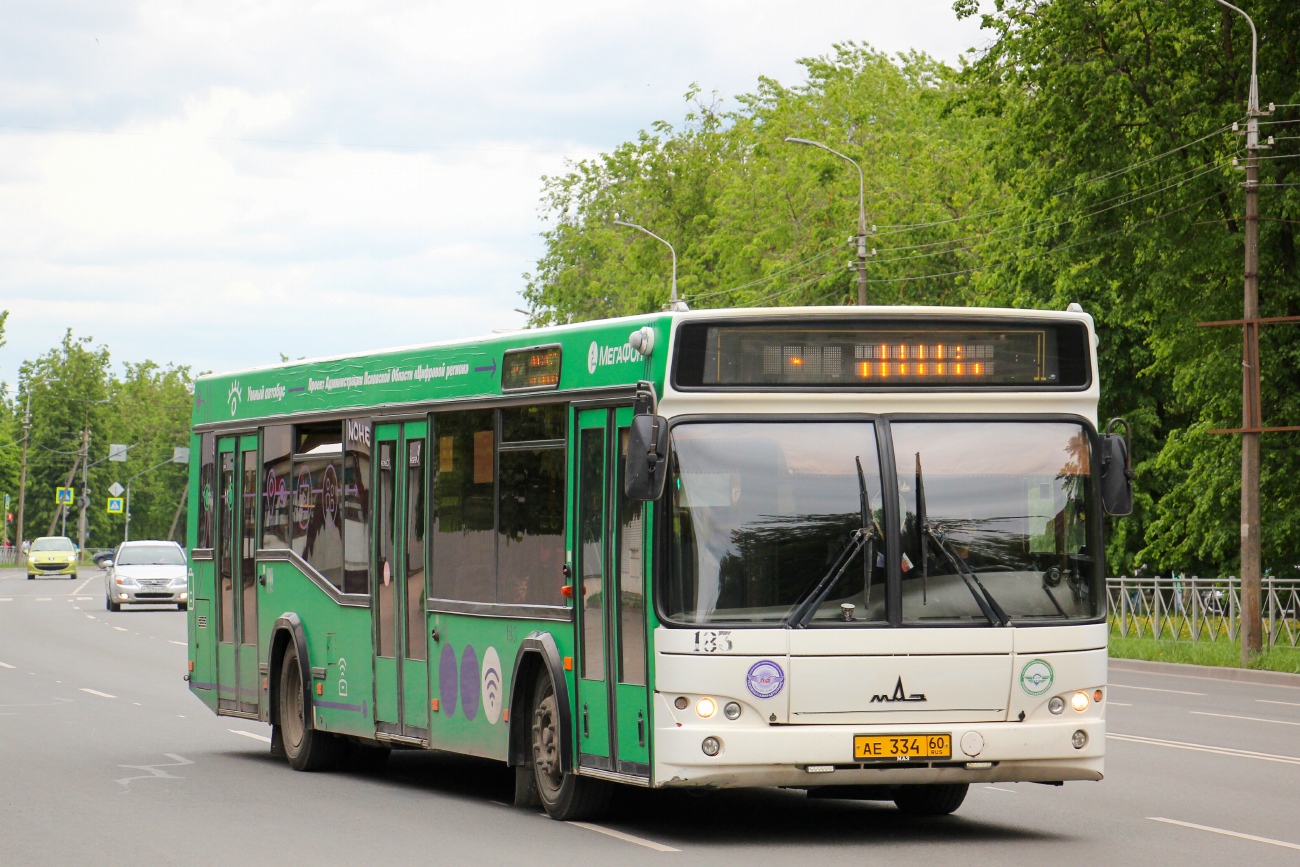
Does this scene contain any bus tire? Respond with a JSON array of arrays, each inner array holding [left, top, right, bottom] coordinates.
[[278, 641, 343, 772], [531, 671, 612, 821], [893, 783, 968, 816]]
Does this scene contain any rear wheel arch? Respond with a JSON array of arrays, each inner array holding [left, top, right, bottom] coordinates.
[[268, 614, 310, 728], [507, 630, 572, 773]]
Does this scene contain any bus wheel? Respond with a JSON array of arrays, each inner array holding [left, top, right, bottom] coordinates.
[[893, 784, 969, 816], [530, 671, 612, 820], [278, 642, 343, 772]]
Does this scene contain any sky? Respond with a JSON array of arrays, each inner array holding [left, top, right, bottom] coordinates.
[[0, 0, 991, 385]]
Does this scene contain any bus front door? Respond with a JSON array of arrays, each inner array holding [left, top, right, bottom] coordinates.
[[574, 407, 650, 779], [372, 422, 430, 741], [216, 435, 260, 716]]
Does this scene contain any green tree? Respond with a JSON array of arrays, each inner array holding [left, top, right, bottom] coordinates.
[[954, 0, 1300, 577], [523, 45, 1007, 321]]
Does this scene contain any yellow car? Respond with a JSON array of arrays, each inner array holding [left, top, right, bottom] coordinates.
[[26, 536, 79, 580]]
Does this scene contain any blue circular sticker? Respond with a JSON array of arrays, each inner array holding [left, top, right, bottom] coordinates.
[[746, 660, 785, 699]]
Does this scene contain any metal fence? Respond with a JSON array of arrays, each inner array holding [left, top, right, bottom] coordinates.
[[0, 548, 20, 566], [1107, 575, 1300, 650]]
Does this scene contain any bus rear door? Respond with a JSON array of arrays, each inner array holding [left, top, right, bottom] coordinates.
[[216, 434, 260, 716]]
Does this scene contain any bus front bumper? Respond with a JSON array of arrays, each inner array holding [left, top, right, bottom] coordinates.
[[652, 718, 1105, 789]]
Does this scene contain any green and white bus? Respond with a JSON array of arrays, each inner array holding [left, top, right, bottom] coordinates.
[[185, 305, 1132, 819]]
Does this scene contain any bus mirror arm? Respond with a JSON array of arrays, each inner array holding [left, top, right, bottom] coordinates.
[[1100, 418, 1134, 517], [625, 413, 669, 501]]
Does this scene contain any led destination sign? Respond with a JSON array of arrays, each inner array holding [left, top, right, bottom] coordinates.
[[673, 320, 1090, 389], [502, 345, 562, 391]]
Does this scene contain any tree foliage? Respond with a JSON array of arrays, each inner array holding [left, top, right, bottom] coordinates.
[[3, 330, 192, 548], [525, 5, 1300, 579]]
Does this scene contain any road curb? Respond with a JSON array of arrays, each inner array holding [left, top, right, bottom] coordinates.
[[1110, 656, 1300, 688]]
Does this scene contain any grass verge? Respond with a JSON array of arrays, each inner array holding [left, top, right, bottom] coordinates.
[[1108, 634, 1300, 675]]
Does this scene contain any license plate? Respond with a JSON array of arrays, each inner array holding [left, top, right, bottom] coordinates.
[[853, 733, 951, 762]]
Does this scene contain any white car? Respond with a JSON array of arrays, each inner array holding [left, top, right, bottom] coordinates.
[[105, 541, 189, 612]]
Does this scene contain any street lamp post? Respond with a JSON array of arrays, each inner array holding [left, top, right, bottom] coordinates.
[[786, 136, 870, 306], [614, 220, 688, 312]]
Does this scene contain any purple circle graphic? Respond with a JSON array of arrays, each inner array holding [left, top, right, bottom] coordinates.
[[460, 645, 480, 721], [438, 644, 458, 717], [746, 659, 785, 699]]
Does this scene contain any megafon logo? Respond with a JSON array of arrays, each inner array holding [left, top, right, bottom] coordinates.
[[227, 381, 241, 416], [587, 340, 638, 375]]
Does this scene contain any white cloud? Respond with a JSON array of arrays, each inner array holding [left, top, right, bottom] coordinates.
[[0, 0, 988, 382]]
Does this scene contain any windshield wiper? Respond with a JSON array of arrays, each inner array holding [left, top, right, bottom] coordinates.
[[788, 457, 879, 627], [915, 452, 1011, 627]]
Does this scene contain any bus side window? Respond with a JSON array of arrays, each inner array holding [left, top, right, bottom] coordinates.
[[431, 410, 496, 603]]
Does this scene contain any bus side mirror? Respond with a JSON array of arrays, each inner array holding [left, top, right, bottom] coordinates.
[[1100, 418, 1134, 516], [625, 414, 669, 501]]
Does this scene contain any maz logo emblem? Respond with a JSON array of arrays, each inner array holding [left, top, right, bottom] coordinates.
[[870, 677, 927, 704]]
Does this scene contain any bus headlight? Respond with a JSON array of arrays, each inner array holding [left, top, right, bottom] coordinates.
[[696, 697, 717, 718], [1071, 692, 1089, 712], [723, 701, 742, 720], [1071, 730, 1088, 750], [701, 737, 722, 756], [1048, 697, 1065, 714]]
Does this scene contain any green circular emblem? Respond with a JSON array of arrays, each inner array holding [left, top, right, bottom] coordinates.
[[1020, 659, 1055, 696]]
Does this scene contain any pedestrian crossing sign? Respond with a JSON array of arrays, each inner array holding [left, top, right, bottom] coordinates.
[[107, 497, 124, 514], [56, 486, 74, 505]]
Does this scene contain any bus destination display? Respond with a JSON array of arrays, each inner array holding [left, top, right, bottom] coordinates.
[[502, 345, 562, 391], [673, 320, 1090, 389]]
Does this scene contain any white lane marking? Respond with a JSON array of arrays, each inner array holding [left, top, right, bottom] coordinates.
[[0, 598, 12, 602], [0, 662, 14, 669], [77, 596, 92, 601], [229, 729, 272, 744], [70, 576, 97, 595], [1148, 817, 1300, 851], [1109, 733, 1300, 765], [1109, 702, 1133, 707], [168, 640, 186, 646], [1110, 683, 1207, 696], [1258, 699, 1300, 708], [1191, 711, 1300, 727], [983, 786, 1016, 793], [113, 626, 128, 632], [85, 615, 95, 620], [80, 688, 117, 699], [566, 821, 680, 852], [35, 597, 51, 602]]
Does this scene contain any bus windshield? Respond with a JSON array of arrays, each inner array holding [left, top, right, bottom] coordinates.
[[664, 422, 887, 624], [894, 421, 1101, 623], [663, 420, 1102, 625]]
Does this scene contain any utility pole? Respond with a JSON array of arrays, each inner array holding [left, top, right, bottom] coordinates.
[[1199, 2, 1300, 663], [16, 391, 32, 554], [76, 423, 91, 553], [785, 137, 873, 305]]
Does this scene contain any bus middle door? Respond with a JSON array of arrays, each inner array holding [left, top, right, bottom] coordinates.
[[574, 407, 650, 779], [216, 435, 260, 716]]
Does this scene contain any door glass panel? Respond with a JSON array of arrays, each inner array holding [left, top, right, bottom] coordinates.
[[241, 449, 258, 646], [615, 428, 645, 685], [405, 439, 426, 662], [376, 441, 397, 658], [578, 427, 605, 681], [218, 451, 235, 643]]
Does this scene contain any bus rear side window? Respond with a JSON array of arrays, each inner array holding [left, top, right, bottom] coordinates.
[[431, 410, 495, 603]]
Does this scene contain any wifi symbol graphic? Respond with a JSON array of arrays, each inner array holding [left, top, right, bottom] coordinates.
[[481, 647, 503, 724]]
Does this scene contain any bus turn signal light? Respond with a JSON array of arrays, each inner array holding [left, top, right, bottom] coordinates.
[[563, 656, 573, 671], [316, 683, 324, 696], [561, 585, 573, 598]]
